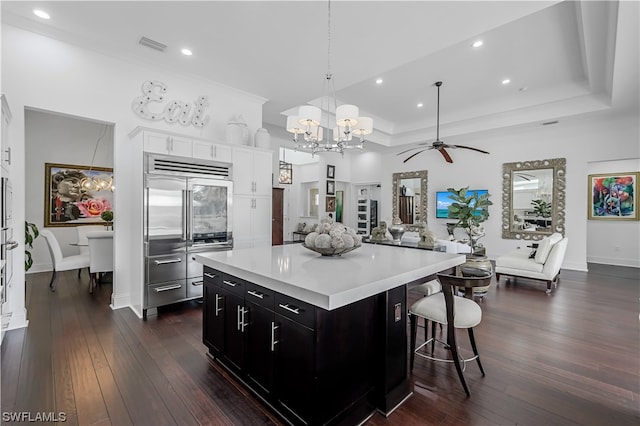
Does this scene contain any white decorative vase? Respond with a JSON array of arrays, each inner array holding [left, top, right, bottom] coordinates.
[[254, 128, 271, 149], [226, 115, 250, 145]]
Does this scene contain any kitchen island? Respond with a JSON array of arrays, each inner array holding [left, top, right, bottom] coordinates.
[[194, 243, 464, 425]]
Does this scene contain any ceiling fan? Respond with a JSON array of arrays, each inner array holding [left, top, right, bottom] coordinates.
[[398, 81, 490, 164]]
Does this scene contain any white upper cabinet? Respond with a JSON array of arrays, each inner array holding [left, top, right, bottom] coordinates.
[[233, 146, 272, 196], [192, 140, 232, 163], [143, 133, 192, 157], [1, 95, 12, 173]]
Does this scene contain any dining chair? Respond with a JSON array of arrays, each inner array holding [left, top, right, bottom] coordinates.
[[86, 231, 114, 294], [409, 272, 491, 396], [40, 229, 90, 291], [75, 225, 103, 277]]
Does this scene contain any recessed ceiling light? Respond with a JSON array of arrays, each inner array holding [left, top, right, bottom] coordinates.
[[417, 103, 424, 108], [519, 87, 528, 92], [375, 78, 383, 84], [181, 48, 193, 56], [502, 79, 511, 85], [472, 40, 483, 48], [33, 9, 50, 20]]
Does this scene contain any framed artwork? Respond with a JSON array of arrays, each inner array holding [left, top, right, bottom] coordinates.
[[588, 172, 638, 220], [279, 161, 292, 184], [45, 163, 114, 227], [325, 196, 336, 212], [326, 180, 335, 195], [335, 190, 344, 223], [327, 164, 335, 179]]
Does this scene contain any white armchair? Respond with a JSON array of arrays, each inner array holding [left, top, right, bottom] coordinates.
[[495, 232, 568, 294]]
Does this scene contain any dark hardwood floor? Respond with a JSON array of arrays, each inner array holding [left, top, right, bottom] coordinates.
[[2, 264, 638, 425]]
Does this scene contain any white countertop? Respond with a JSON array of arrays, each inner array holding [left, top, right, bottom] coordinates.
[[194, 244, 465, 310]]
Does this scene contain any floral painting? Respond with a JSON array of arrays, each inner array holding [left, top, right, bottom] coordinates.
[[588, 172, 638, 220], [45, 163, 114, 227]]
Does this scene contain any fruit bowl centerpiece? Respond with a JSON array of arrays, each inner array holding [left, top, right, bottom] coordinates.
[[302, 218, 362, 257]]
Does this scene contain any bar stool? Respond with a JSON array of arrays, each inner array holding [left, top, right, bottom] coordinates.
[[409, 272, 491, 396]]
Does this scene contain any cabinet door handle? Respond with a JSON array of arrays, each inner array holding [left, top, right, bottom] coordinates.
[[191, 280, 203, 286], [237, 306, 248, 332], [210, 145, 214, 158], [166, 137, 171, 152], [271, 322, 280, 352], [247, 290, 264, 299], [4, 147, 10, 165], [204, 272, 217, 279], [223, 280, 237, 287], [154, 258, 182, 265], [215, 294, 223, 316], [154, 284, 182, 293], [278, 303, 300, 315]]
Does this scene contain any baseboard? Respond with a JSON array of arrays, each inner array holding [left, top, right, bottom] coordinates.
[[27, 263, 53, 274], [562, 260, 588, 272], [587, 256, 640, 268], [7, 307, 28, 330], [110, 291, 130, 310]]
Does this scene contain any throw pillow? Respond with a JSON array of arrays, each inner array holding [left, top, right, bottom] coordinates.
[[534, 233, 563, 264], [296, 222, 305, 232]]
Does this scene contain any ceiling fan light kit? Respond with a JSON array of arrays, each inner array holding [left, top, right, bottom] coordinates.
[[400, 81, 490, 164]]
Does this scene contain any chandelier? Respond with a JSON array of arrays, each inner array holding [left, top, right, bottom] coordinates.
[[80, 124, 113, 192], [286, 0, 373, 156]]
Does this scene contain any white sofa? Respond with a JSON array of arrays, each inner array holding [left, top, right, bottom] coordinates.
[[495, 232, 568, 294]]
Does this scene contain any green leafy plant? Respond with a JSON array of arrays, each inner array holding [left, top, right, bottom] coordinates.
[[25, 221, 39, 272], [100, 210, 114, 227], [447, 187, 493, 251], [531, 199, 551, 218]]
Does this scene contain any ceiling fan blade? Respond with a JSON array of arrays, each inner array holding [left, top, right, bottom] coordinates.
[[403, 149, 428, 163], [439, 147, 453, 163], [396, 145, 429, 155], [448, 144, 490, 154]]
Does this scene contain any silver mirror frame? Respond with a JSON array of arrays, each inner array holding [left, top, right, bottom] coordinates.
[[392, 170, 428, 232], [502, 158, 566, 240]]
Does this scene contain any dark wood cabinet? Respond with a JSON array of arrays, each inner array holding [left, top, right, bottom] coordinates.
[[203, 270, 224, 354], [202, 266, 407, 426], [245, 300, 276, 395], [275, 313, 316, 423]]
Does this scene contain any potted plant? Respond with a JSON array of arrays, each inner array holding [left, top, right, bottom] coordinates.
[[530, 199, 552, 228], [25, 221, 39, 271], [100, 210, 114, 230], [447, 187, 493, 254]]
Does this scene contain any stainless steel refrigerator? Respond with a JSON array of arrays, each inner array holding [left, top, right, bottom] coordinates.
[[143, 154, 233, 319]]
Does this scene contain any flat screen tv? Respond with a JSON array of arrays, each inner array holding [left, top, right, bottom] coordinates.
[[436, 189, 489, 219]]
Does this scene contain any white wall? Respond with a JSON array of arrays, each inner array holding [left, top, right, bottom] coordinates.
[[587, 158, 640, 267], [25, 110, 114, 270], [3, 24, 266, 326], [376, 111, 639, 271]]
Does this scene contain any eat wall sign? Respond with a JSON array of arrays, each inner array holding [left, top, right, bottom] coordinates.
[[132, 80, 210, 128]]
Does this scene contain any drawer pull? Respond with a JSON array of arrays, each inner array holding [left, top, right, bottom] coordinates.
[[247, 290, 264, 299], [204, 272, 217, 279], [223, 280, 238, 287], [154, 284, 182, 293], [154, 258, 182, 265], [191, 280, 203, 286], [278, 303, 300, 315]]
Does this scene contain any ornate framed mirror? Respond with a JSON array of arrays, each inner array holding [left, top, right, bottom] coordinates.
[[392, 170, 428, 232], [502, 158, 566, 240]]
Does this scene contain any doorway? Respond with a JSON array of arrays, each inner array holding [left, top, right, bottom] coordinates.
[[25, 109, 115, 297]]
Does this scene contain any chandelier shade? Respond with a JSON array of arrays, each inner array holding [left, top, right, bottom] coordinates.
[[286, 0, 372, 156]]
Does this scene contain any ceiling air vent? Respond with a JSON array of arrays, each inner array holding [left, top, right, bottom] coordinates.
[[542, 120, 559, 126], [139, 36, 167, 52]]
